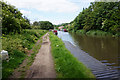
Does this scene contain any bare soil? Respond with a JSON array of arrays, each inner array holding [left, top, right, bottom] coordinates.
[[25, 33, 56, 78]]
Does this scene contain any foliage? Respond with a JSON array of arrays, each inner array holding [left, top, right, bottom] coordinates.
[[75, 29, 120, 37], [39, 21, 54, 30], [49, 32, 95, 78], [68, 2, 120, 36], [86, 30, 113, 36], [68, 23, 74, 31], [32, 21, 41, 29], [76, 30, 86, 34], [33, 21, 39, 26], [55, 23, 69, 28], [32, 21, 54, 30], [1, 1, 31, 34], [2, 29, 47, 78], [54, 23, 69, 30]]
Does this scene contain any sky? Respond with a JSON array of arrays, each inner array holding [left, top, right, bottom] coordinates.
[[3, 0, 95, 25]]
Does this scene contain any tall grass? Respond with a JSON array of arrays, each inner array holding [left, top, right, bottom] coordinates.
[[75, 29, 120, 37], [49, 32, 95, 78], [86, 30, 113, 37], [76, 30, 86, 34], [2, 29, 47, 78], [72, 29, 120, 37]]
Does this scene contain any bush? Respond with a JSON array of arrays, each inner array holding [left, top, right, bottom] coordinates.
[[1, 1, 31, 34]]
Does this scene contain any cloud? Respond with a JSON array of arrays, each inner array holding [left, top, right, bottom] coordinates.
[[4, 0, 93, 24], [19, 10, 31, 18], [5, 0, 79, 13], [20, 10, 31, 14]]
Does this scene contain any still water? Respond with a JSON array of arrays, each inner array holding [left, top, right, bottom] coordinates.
[[57, 31, 120, 70]]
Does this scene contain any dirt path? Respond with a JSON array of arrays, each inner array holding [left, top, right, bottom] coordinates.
[[25, 33, 56, 78]]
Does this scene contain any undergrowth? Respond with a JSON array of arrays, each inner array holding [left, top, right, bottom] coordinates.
[[2, 29, 47, 78]]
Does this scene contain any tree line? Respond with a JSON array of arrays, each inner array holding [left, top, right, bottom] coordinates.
[[66, 2, 120, 35], [1, 1, 54, 34], [32, 21, 54, 30]]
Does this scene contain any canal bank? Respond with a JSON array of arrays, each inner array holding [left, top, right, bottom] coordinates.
[[49, 32, 95, 78], [57, 31, 120, 71], [57, 31, 120, 79], [63, 41, 119, 79], [73, 30, 120, 37]]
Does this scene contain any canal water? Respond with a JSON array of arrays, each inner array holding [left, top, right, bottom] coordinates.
[[57, 31, 120, 71]]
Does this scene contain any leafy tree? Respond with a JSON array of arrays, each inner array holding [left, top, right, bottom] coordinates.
[[1, 1, 31, 34], [39, 21, 54, 30], [33, 21, 39, 26], [2, 14, 21, 33], [69, 2, 120, 34]]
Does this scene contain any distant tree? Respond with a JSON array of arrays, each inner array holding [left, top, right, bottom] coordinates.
[[33, 21, 39, 26], [39, 21, 54, 30]]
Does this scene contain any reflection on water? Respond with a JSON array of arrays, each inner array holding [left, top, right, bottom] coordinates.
[[57, 31, 120, 71], [57, 31, 76, 46]]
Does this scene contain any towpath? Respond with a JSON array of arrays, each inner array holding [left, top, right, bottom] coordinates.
[[26, 33, 56, 78]]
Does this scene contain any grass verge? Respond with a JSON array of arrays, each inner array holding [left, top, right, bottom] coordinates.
[[72, 29, 120, 37], [49, 32, 95, 78], [2, 29, 47, 78]]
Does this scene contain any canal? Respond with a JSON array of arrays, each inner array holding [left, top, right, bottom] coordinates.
[[57, 31, 120, 71]]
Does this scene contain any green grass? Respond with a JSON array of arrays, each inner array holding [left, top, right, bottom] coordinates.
[[75, 29, 120, 37], [71, 29, 120, 37], [2, 29, 47, 78], [49, 32, 95, 78]]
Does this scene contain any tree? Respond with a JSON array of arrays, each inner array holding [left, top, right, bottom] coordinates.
[[69, 2, 120, 34], [1, 1, 31, 34], [39, 21, 54, 30], [33, 21, 39, 26]]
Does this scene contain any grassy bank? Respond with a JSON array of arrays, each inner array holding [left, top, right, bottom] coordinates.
[[74, 30, 120, 37], [49, 32, 95, 78], [2, 29, 47, 78]]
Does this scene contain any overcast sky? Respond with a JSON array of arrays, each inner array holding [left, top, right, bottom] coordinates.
[[4, 0, 95, 25]]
